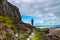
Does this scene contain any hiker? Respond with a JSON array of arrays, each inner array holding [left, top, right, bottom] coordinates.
[[31, 18, 34, 26]]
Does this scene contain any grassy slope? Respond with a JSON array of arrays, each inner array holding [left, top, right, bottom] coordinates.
[[0, 16, 32, 40], [30, 28, 48, 40], [0, 16, 18, 40], [0, 16, 17, 33]]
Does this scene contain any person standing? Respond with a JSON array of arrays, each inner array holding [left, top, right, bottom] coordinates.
[[31, 18, 34, 26]]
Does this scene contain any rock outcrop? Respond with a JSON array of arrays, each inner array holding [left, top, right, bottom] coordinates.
[[0, 0, 33, 40], [0, 0, 21, 21]]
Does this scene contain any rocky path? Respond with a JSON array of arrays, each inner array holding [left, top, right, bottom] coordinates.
[[27, 32, 34, 40]]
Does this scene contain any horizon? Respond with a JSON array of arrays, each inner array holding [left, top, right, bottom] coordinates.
[[8, 0, 60, 26]]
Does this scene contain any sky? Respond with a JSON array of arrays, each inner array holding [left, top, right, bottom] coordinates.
[[8, 0, 60, 26]]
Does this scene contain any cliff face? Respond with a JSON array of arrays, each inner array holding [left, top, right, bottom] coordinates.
[[0, 0, 21, 21], [0, 0, 33, 40]]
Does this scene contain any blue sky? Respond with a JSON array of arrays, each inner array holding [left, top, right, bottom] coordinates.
[[8, 0, 60, 26]]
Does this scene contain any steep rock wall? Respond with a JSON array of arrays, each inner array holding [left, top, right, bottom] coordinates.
[[0, 0, 21, 21]]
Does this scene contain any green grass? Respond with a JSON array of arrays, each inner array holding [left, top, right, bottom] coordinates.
[[30, 28, 47, 40], [0, 16, 13, 25], [36, 26, 52, 29], [0, 16, 17, 33], [30, 32, 42, 40]]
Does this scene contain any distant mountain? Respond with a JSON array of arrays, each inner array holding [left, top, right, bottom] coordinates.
[[52, 25, 60, 28]]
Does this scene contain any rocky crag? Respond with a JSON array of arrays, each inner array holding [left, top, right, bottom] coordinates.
[[0, 0, 33, 40], [0, 0, 21, 20]]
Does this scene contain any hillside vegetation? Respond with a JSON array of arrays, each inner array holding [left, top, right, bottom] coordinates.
[[0, 16, 32, 40]]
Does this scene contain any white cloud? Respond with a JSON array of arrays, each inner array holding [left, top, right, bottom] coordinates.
[[14, 0, 20, 3], [22, 19, 31, 24], [38, 15, 42, 17], [8, 0, 60, 25], [40, 21, 44, 24], [21, 0, 32, 3]]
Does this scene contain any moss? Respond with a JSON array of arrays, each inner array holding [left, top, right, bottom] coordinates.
[[0, 16, 13, 25], [6, 33, 12, 40], [4, 16, 13, 25], [0, 16, 17, 33], [0, 16, 4, 22], [11, 26, 17, 34]]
